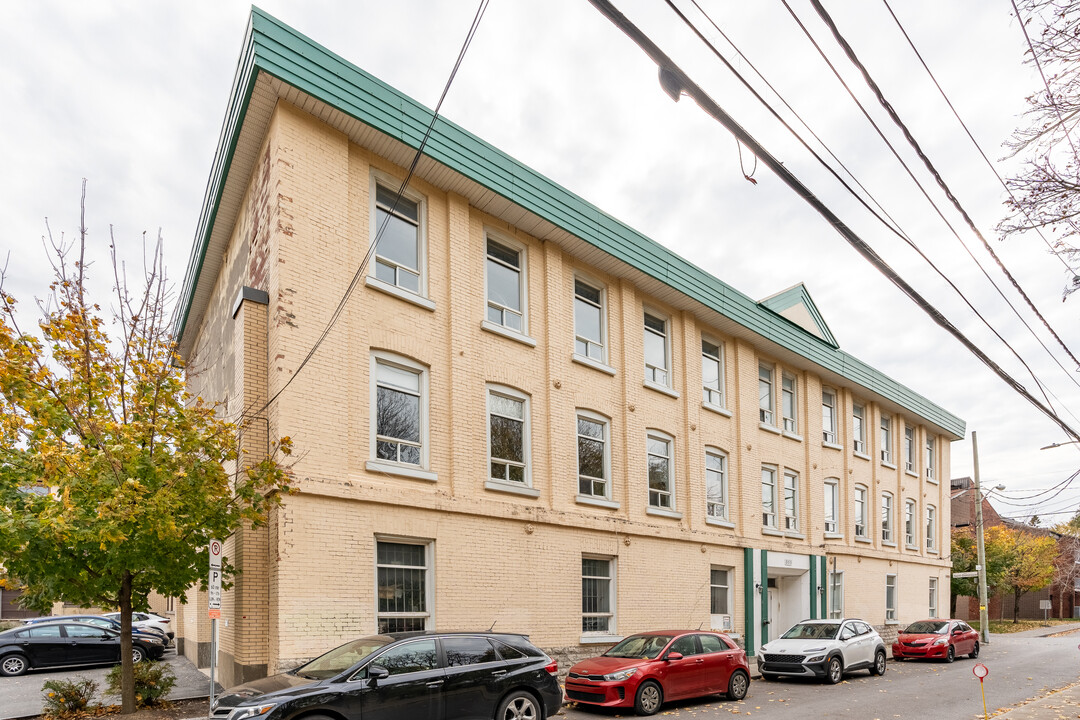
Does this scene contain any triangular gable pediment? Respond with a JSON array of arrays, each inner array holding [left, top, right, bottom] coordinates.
[[759, 283, 839, 347]]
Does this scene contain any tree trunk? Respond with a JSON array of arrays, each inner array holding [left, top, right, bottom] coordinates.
[[1013, 588, 1021, 623], [950, 591, 958, 618], [120, 571, 136, 714]]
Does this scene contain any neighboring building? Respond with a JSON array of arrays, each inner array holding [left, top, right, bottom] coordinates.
[[173, 9, 963, 686]]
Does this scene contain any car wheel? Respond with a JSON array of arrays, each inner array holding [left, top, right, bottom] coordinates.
[[634, 680, 664, 716], [0, 654, 28, 677], [945, 646, 955, 663], [727, 669, 749, 700], [969, 641, 980, 659], [132, 647, 145, 664], [825, 656, 843, 684], [870, 650, 887, 676], [497, 690, 539, 720]]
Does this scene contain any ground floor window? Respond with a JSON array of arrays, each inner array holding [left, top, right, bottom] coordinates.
[[710, 566, 732, 619], [582, 556, 615, 634], [376, 539, 431, 633], [829, 571, 843, 619], [886, 574, 898, 622], [929, 577, 938, 617]]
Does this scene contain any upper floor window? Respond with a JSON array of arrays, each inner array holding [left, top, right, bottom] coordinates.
[[783, 469, 800, 531], [372, 353, 427, 468], [644, 312, 671, 387], [853, 403, 866, 454], [372, 181, 424, 295], [881, 493, 894, 543], [925, 436, 936, 480], [824, 478, 839, 535], [574, 279, 606, 363], [926, 505, 937, 552], [488, 386, 530, 487], [904, 425, 916, 473], [701, 338, 725, 408], [759, 364, 775, 425], [485, 236, 525, 333], [880, 414, 893, 464], [647, 432, 674, 509], [705, 448, 728, 521], [761, 465, 778, 528], [822, 388, 837, 444], [905, 499, 917, 547], [854, 485, 868, 539], [577, 411, 610, 500], [782, 373, 798, 433]]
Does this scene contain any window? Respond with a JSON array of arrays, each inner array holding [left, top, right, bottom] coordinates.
[[702, 339, 725, 407], [782, 373, 798, 433], [926, 505, 937, 551], [929, 578, 938, 617], [880, 415, 893, 464], [376, 639, 438, 675], [829, 571, 844, 619], [904, 425, 916, 472], [822, 388, 837, 443], [372, 181, 424, 294], [881, 493, 894, 543], [582, 557, 614, 634], [759, 364, 775, 424], [710, 567, 731, 615], [443, 637, 499, 666], [783, 470, 799, 531], [852, 403, 866, 454], [925, 436, 936, 480], [372, 354, 426, 467], [905, 499, 917, 547], [577, 412, 609, 499], [886, 574, 897, 622], [488, 387, 530, 486], [485, 236, 525, 333], [644, 312, 670, 387], [761, 465, 778, 528], [376, 540, 432, 633], [824, 479, 839, 535], [854, 485, 868, 538], [705, 449, 728, 521], [647, 432, 674, 509], [574, 279, 606, 362]]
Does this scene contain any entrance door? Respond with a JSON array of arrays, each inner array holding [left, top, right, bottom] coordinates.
[[767, 584, 781, 642]]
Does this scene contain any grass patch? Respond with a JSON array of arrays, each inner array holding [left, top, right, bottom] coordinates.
[[968, 618, 1079, 634]]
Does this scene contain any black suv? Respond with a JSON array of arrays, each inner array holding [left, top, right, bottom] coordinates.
[[211, 631, 562, 720], [0, 620, 165, 676]]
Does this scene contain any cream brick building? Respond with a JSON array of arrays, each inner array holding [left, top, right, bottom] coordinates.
[[173, 9, 964, 686]]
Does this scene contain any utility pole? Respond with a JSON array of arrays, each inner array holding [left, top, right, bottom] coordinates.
[[973, 432, 990, 644]]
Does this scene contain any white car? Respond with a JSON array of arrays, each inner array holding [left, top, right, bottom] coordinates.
[[102, 612, 174, 645], [757, 618, 887, 684]]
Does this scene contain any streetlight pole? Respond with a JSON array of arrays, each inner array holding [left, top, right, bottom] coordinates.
[[973, 432, 990, 644]]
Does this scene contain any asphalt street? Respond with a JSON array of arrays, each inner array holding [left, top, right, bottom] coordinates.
[[560, 628, 1080, 719]]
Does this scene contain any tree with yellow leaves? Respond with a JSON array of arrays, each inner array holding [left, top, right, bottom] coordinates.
[[984, 525, 1058, 622]]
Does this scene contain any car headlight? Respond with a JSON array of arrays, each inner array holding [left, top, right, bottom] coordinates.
[[227, 703, 277, 720], [805, 655, 825, 663], [603, 668, 638, 682], [932, 638, 948, 646]]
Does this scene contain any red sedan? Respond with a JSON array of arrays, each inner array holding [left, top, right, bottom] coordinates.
[[891, 619, 979, 662], [564, 630, 750, 716]]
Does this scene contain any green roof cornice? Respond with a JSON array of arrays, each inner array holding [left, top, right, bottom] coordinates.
[[175, 6, 964, 439]]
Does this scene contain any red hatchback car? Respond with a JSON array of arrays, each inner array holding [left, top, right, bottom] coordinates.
[[892, 619, 979, 662], [564, 630, 750, 716]]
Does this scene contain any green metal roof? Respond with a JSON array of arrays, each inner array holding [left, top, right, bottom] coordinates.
[[175, 6, 965, 439], [760, 284, 840, 348]]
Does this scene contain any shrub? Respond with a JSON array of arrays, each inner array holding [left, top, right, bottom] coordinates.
[[41, 677, 98, 718], [105, 661, 176, 707]]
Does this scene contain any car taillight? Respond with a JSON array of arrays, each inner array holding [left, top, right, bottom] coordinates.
[[543, 659, 559, 676]]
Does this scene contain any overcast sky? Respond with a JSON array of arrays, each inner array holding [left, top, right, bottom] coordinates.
[[2, 1, 1078, 522]]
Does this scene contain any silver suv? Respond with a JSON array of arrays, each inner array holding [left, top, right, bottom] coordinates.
[[757, 618, 887, 684]]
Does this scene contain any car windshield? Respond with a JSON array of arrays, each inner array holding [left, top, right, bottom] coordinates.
[[781, 623, 840, 640], [904, 621, 949, 634], [293, 636, 395, 679], [603, 635, 673, 659]]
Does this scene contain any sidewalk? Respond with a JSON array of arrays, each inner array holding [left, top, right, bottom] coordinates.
[[993, 683, 1080, 720]]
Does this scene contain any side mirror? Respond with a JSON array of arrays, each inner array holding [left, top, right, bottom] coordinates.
[[368, 665, 390, 682], [665, 652, 683, 661]]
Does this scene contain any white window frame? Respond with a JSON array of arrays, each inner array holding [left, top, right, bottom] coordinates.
[[881, 492, 894, 544], [705, 447, 729, 523], [822, 387, 838, 444], [368, 171, 428, 302], [904, 425, 916, 473], [929, 577, 938, 617], [853, 403, 866, 455], [646, 431, 675, 511], [375, 536, 434, 633], [759, 363, 775, 425], [710, 566, 733, 618], [643, 310, 672, 390], [905, 499, 917, 548], [880, 414, 893, 465], [762, 465, 778, 529], [483, 230, 528, 338], [783, 469, 800, 532], [829, 571, 844, 619], [926, 505, 937, 552], [925, 435, 937, 481], [576, 410, 611, 502], [782, 372, 798, 433], [886, 574, 898, 623], [824, 478, 840, 535], [368, 352, 432, 480], [581, 555, 616, 638], [701, 337, 726, 409], [573, 275, 608, 366], [486, 384, 532, 493], [854, 484, 868, 539]]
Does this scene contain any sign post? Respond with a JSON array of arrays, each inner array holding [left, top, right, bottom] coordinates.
[[208, 539, 222, 714], [973, 663, 989, 720]]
